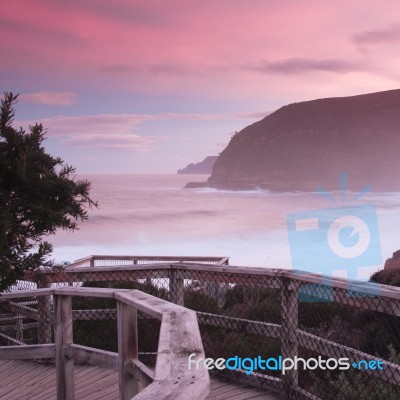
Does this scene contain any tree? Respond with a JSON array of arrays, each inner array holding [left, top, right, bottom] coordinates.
[[0, 92, 97, 290]]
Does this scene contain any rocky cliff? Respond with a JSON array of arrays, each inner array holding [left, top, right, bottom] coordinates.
[[384, 250, 400, 270], [178, 156, 218, 174], [207, 89, 400, 191]]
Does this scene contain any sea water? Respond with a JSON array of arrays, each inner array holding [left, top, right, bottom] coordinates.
[[49, 174, 400, 279]]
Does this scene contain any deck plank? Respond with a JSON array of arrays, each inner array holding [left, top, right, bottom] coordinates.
[[0, 363, 43, 393], [15, 368, 57, 399], [206, 379, 280, 400], [0, 364, 55, 399], [75, 372, 119, 399], [0, 360, 280, 400], [0, 359, 23, 373], [83, 381, 119, 400]]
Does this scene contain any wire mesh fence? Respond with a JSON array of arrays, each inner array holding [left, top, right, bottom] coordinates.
[[0, 293, 50, 346], [294, 276, 400, 400], [1, 260, 400, 399]]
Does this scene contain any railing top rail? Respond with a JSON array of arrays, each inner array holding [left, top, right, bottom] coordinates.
[[65, 255, 93, 268], [60, 263, 173, 273], [175, 263, 400, 300], [0, 288, 54, 300], [0, 287, 185, 316]]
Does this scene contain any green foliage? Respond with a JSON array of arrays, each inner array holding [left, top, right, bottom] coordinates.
[[184, 289, 220, 314], [0, 92, 96, 290], [387, 343, 400, 364], [311, 345, 400, 400], [224, 285, 281, 323], [73, 319, 118, 352], [75, 279, 169, 304], [72, 280, 165, 352], [299, 302, 347, 329], [370, 269, 400, 287], [246, 293, 280, 323], [224, 284, 246, 309], [188, 284, 281, 366], [312, 371, 400, 400]]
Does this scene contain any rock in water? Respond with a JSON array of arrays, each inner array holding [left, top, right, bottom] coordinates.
[[178, 156, 218, 174]]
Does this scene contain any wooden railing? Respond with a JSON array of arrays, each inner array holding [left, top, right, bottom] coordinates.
[[3, 261, 400, 399], [67, 255, 229, 269], [0, 287, 210, 400]]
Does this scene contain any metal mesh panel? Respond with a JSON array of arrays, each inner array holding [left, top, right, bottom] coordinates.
[[180, 269, 282, 389], [1, 268, 171, 349], [295, 277, 400, 399], [0, 293, 53, 345], [72, 295, 118, 351]]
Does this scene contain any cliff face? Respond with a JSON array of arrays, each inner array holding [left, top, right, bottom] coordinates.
[[178, 156, 218, 174], [208, 89, 400, 191], [384, 250, 400, 270]]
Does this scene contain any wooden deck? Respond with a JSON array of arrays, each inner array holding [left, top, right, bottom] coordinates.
[[207, 378, 280, 400], [0, 360, 279, 400]]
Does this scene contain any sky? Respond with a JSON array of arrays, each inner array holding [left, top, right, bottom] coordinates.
[[2, 0, 400, 173]]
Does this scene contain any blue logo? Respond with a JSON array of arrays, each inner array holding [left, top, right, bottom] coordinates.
[[286, 174, 382, 301]]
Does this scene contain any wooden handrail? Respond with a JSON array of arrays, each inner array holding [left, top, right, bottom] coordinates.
[[0, 287, 210, 400]]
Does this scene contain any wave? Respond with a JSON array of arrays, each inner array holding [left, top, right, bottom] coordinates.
[[87, 209, 221, 224], [193, 187, 270, 195]]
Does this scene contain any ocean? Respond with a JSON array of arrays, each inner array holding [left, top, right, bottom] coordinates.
[[49, 174, 400, 280]]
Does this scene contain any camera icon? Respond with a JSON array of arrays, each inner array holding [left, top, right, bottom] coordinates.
[[287, 203, 382, 300]]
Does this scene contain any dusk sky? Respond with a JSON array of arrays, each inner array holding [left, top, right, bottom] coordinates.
[[2, 0, 400, 173]]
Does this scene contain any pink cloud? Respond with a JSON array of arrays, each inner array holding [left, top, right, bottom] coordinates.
[[353, 24, 400, 45], [247, 58, 360, 75], [4, 0, 400, 174], [63, 132, 159, 152], [15, 114, 158, 151], [3, 0, 400, 108], [14, 110, 266, 152], [0, 1, 374, 85], [19, 91, 77, 105]]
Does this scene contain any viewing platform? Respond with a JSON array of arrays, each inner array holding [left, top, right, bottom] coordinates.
[[1, 255, 400, 399]]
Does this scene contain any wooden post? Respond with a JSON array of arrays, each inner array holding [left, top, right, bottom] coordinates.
[[169, 270, 184, 306], [281, 277, 299, 398], [37, 275, 52, 344], [54, 295, 74, 400], [15, 317, 23, 342], [204, 283, 226, 309], [117, 301, 138, 400]]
